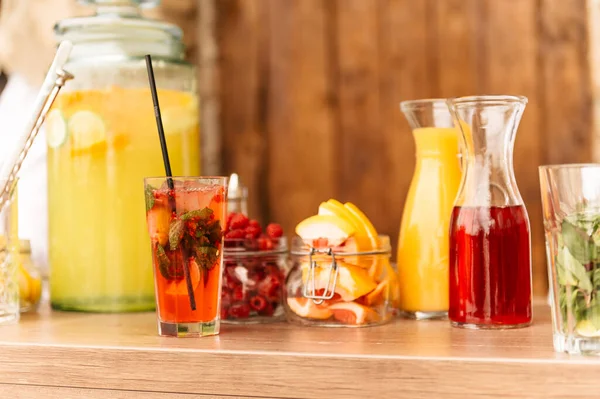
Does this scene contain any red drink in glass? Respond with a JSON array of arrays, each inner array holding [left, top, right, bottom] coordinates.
[[449, 205, 532, 328], [145, 177, 227, 337]]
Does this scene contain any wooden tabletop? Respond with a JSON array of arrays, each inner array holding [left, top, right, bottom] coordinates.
[[0, 302, 599, 399]]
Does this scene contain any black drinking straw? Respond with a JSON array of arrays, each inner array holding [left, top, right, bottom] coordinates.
[[145, 54, 196, 311]]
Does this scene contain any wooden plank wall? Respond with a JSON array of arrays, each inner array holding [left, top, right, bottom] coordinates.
[[202, 0, 594, 296]]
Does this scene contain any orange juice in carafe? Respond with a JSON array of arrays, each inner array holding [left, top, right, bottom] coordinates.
[[397, 100, 461, 319], [48, 0, 200, 312]]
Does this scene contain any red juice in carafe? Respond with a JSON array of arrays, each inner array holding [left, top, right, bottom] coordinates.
[[449, 205, 532, 327]]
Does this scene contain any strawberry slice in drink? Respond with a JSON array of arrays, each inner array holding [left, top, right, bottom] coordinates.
[[147, 200, 171, 246]]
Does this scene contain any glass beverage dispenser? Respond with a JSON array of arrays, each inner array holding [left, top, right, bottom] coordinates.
[[47, 0, 201, 312]]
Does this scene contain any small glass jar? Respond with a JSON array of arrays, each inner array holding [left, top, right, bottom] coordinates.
[[221, 237, 288, 323], [285, 236, 394, 327], [18, 240, 42, 313]]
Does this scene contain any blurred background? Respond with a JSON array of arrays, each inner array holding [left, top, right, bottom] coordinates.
[[0, 0, 597, 297]]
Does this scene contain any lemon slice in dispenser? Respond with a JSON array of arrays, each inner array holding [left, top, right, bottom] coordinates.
[[68, 110, 107, 151], [45, 109, 68, 148]]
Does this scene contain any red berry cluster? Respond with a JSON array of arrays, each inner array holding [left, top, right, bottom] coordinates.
[[221, 213, 285, 320], [224, 212, 283, 251]]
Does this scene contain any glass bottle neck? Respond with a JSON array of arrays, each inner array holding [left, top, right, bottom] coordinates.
[[450, 96, 527, 207]]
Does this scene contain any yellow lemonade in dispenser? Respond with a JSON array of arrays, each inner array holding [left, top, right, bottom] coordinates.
[[46, 87, 200, 311]]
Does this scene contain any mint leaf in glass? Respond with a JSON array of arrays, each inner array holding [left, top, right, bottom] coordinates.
[[169, 218, 185, 250], [561, 246, 593, 292], [155, 243, 171, 280], [181, 207, 213, 221], [558, 210, 600, 337], [145, 185, 155, 212], [561, 218, 596, 265]]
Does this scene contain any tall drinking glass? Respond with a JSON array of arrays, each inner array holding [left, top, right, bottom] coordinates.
[[144, 176, 227, 337], [540, 164, 600, 354]]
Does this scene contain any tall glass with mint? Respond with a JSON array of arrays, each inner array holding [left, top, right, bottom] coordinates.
[[540, 164, 600, 354], [144, 176, 227, 337]]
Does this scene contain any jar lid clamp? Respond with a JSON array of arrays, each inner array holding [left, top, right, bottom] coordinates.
[[303, 247, 339, 305]]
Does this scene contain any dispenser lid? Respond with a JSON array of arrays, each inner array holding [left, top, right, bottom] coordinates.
[[54, 0, 185, 61]]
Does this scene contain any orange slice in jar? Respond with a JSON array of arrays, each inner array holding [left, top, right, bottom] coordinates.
[[295, 214, 356, 246], [329, 302, 380, 325], [359, 280, 389, 307], [300, 260, 376, 302], [339, 201, 381, 271], [318, 200, 374, 265], [344, 202, 400, 308], [287, 297, 332, 320]]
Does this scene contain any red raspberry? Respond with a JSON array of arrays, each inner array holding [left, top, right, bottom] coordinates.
[[225, 212, 236, 233], [226, 279, 240, 291], [212, 188, 225, 203], [232, 286, 245, 302], [224, 265, 241, 285], [258, 302, 274, 316], [223, 273, 240, 291], [245, 225, 262, 239], [248, 219, 261, 228], [228, 302, 251, 319], [229, 213, 249, 230], [266, 223, 283, 238], [249, 295, 267, 312], [221, 290, 231, 319], [243, 238, 259, 251], [258, 274, 281, 300], [257, 236, 274, 251], [248, 265, 266, 283], [263, 263, 283, 281], [271, 300, 279, 311], [225, 229, 245, 239]]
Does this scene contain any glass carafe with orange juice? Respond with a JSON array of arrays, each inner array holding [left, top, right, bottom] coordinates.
[[397, 99, 461, 319], [46, 0, 200, 312]]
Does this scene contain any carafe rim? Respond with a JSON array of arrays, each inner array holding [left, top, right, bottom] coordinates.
[[400, 98, 448, 112], [539, 163, 600, 171], [448, 95, 528, 108]]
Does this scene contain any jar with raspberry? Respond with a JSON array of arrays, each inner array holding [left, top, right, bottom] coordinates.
[[221, 212, 288, 323]]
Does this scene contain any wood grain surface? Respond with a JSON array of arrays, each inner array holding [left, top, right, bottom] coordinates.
[[1, 303, 599, 398], [203, 0, 596, 297], [2, 384, 246, 399]]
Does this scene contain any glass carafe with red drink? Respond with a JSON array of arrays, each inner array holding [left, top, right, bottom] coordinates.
[[447, 95, 533, 329]]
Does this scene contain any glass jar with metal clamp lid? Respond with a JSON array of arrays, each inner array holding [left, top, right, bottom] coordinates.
[[284, 236, 394, 327]]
